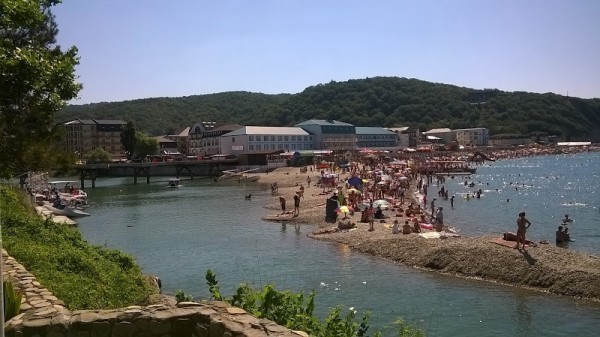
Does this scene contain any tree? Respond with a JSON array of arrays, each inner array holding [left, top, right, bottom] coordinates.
[[0, 0, 82, 178], [120, 121, 136, 160], [85, 148, 111, 163], [134, 132, 158, 159]]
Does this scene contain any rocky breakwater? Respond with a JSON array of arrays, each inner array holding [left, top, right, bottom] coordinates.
[[2, 250, 307, 337]]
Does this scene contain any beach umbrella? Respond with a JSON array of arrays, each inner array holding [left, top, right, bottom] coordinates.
[[356, 203, 370, 211], [380, 175, 392, 181], [347, 176, 362, 186], [376, 181, 387, 186], [362, 179, 369, 183], [338, 206, 350, 214], [398, 176, 410, 181], [372, 199, 391, 209]]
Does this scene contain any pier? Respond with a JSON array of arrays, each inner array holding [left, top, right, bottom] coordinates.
[[74, 159, 238, 188]]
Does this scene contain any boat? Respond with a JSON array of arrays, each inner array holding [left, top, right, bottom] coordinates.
[[417, 160, 477, 175], [44, 201, 90, 218], [167, 178, 182, 188], [216, 168, 260, 183]]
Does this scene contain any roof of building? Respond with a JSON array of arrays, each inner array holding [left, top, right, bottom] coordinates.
[[212, 124, 244, 132], [296, 119, 354, 126], [355, 127, 395, 135], [154, 136, 177, 143], [387, 127, 410, 133], [79, 119, 97, 125], [177, 127, 190, 137], [223, 126, 310, 137], [94, 119, 127, 125], [453, 127, 488, 132], [423, 128, 452, 134]]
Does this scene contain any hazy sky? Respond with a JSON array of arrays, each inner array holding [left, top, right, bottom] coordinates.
[[53, 0, 600, 104]]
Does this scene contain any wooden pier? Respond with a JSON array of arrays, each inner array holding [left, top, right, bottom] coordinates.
[[74, 159, 238, 188]]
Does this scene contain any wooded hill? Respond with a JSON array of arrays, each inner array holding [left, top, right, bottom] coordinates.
[[57, 77, 600, 141]]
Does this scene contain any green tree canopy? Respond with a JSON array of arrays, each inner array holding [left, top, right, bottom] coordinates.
[[0, 0, 81, 178], [134, 132, 158, 159], [120, 121, 136, 160]]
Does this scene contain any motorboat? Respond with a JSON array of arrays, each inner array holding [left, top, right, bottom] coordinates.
[[167, 178, 182, 188], [216, 168, 260, 183], [44, 201, 90, 218]]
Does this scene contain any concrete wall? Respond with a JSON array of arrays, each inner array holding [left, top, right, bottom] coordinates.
[[2, 250, 306, 337]]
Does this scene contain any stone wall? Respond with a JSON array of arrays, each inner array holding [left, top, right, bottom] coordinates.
[[2, 250, 307, 337]]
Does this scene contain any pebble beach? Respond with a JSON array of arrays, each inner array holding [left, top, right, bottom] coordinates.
[[256, 165, 600, 301]]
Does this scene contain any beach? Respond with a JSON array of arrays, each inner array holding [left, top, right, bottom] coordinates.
[[256, 164, 600, 302]]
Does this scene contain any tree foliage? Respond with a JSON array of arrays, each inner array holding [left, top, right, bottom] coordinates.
[[56, 78, 600, 142], [134, 131, 158, 159], [0, 0, 81, 178], [85, 148, 110, 163], [120, 121, 136, 159]]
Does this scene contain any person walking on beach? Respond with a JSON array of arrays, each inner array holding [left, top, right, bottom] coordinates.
[[279, 196, 286, 215], [367, 203, 375, 231], [307, 175, 312, 187], [293, 194, 300, 217], [430, 198, 436, 215], [515, 211, 532, 250]]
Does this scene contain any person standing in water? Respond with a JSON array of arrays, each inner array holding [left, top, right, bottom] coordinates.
[[515, 211, 532, 250]]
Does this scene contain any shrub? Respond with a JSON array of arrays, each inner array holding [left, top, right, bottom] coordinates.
[[0, 185, 157, 310], [3, 280, 22, 321]]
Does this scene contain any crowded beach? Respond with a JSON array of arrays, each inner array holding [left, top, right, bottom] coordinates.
[[257, 145, 600, 301]]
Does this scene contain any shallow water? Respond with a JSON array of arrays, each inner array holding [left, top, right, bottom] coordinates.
[[76, 153, 600, 336]]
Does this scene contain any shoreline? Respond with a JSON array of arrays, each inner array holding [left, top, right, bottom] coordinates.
[[255, 157, 600, 302]]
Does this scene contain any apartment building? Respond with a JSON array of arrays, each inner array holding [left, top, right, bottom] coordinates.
[[355, 127, 398, 150], [61, 119, 126, 157], [454, 128, 489, 147], [296, 119, 356, 150], [220, 126, 313, 155], [187, 122, 242, 156], [422, 128, 454, 144]]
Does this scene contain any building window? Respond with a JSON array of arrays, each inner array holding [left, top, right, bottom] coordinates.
[[264, 136, 269, 141], [284, 144, 289, 149], [271, 144, 275, 150], [284, 136, 289, 141], [256, 144, 261, 151], [278, 144, 283, 149], [249, 136, 254, 141], [290, 144, 295, 150], [278, 136, 282, 141], [232, 137, 235, 142], [304, 136, 308, 141], [291, 135, 296, 141], [271, 136, 275, 141], [249, 145, 254, 150]]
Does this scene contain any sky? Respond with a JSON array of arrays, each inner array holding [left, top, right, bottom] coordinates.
[[52, 0, 600, 104]]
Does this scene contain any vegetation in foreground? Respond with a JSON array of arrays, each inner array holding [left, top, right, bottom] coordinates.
[[187, 270, 426, 337], [0, 186, 156, 310]]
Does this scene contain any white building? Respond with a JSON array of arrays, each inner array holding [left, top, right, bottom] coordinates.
[[220, 126, 314, 155], [454, 128, 489, 147]]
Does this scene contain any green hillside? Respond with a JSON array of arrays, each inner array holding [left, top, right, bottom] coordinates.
[[57, 77, 600, 141]]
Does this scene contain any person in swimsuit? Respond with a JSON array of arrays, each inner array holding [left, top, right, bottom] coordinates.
[[515, 211, 532, 250]]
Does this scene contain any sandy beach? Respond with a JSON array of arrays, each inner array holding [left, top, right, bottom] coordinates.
[[256, 166, 600, 301]]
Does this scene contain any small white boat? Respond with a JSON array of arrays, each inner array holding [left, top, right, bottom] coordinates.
[[167, 178, 182, 188], [217, 168, 260, 183], [44, 202, 90, 218]]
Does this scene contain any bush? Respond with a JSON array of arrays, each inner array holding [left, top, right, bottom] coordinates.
[[205, 270, 426, 337], [0, 186, 156, 310], [3, 280, 22, 321]]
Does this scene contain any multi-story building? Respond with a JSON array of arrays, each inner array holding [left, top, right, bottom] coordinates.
[[61, 119, 126, 157], [387, 127, 420, 148], [355, 127, 398, 150], [187, 122, 243, 156], [296, 119, 356, 150], [220, 126, 313, 155], [454, 128, 489, 147]]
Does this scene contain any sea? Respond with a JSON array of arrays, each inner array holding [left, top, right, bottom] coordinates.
[[75, 152, 600, 336]]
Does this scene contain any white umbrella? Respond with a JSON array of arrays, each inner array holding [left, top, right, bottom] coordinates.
[[372, 199, 391, 209]]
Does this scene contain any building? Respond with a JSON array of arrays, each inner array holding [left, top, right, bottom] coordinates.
[[296, 119, 356, 151], [187, 122, 242, 156], [387, 127, 420, 148], [60, 119, 126, 157], [355, 127, 398, 150], [154, 136, 179, 155], [220, 126, 313, 155], [454, 128, 489, 147], [489, 134, 533, 146], [422, 128, 454, 144], [165, 127, 190, 155]]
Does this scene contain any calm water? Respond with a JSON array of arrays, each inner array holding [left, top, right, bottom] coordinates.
[[76, 153, 600, 336]]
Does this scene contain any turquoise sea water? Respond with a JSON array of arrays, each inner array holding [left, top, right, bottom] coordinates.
[[75, 152, 600, 336]]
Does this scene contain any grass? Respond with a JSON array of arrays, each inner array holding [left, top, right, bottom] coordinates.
[[0, 185, 156, 310]]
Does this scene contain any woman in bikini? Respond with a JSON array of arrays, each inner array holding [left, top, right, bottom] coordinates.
[[515, 211, 532, 250]]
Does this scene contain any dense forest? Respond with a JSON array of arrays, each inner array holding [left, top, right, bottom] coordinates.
[[57, 77, 600, 141]]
